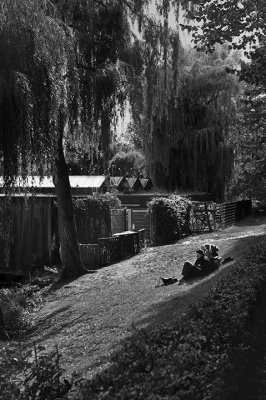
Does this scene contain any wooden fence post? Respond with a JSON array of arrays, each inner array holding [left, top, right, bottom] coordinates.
[[0, 306, 9, 341], [126, 209, 132, 231]]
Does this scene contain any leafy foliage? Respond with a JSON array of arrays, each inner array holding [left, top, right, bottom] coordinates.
[[182, 0, 266, 54], [93, 192, 122, 210], [0, 0, 184, 278], [0, 0, 77, 185], [73, 196, 112, 243], [148, 195, 192, 245], [180, 1, 266, 204], [109, 149, 145, 177], [227, 84, 266, 201], [0, 287, 35, 338], [140, 45, 238, 200], [0, 343, 72, 400]]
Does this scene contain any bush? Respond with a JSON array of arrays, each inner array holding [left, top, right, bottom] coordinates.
[[93, 192, 121, 209], [73, 196, 112, 243], [71, 243, 266, 400], [148, 195, 192, 245], [0, 287, 35, 338], [0, 343, 73, 400]]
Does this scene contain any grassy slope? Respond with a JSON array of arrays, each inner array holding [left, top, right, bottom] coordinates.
[[26, 216, 266, 379]]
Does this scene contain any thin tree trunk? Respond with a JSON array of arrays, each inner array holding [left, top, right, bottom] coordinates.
[[0, 305, 9, 341], [101, 109, 111, 173], [54, 114, 85, 280]]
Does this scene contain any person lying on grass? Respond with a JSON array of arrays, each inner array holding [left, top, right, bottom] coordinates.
[[160, 249, 212, 286], [160, 245, 228, 286], [181, 249, 212, 280]]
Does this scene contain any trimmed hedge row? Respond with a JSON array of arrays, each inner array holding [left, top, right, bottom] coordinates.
[[148, 195, 192, 245], [72, 243, 266, 400]]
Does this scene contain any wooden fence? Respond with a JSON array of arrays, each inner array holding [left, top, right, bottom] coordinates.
[[190, 202, 216, 233], [79, 230, 144, 269], [0, 196, 53, 276], [0, 195, 252, 276], [111, 208, 127, 235], [191, 200, 252, 233]]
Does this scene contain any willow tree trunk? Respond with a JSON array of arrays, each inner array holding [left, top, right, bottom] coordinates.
[[54, 121, 85, 280]]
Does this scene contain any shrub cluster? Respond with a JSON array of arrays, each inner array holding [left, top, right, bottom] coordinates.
[[0, 343, 72, 400], [73, 196, 111, 228], [73, 195, 112, 243], [0, 287, 36, 339], [148, 195, 192, 245], [93, 191, 122, 209], [71, 243, 266, 400]]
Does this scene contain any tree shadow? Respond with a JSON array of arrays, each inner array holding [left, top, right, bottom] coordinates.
[[136, 234, 266, 332], [28, 230, 266, 382], [234, 215, 266, 227], [44, 269, 98, 294], [27, 304, 88, 344]]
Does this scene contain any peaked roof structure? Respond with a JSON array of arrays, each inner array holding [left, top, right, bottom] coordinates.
[[126, 177, 142, 190], [110, 176, 125, 186], [140, 178, 153, 190]]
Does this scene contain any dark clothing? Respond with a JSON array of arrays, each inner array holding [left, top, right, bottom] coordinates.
[[182, 255, 211, 279], [195, 255, 211, 269], [182, 261, 200, 279]]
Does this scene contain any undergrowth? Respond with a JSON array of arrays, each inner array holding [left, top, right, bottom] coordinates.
[[0, 342, 74, 400], [0, 286, 39, 339]]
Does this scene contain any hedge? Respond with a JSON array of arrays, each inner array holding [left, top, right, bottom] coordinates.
[[148, 195, 192, 245], [71, 243, 266, 400]]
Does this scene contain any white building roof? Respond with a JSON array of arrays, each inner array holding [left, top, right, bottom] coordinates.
[[0, 175, 107, 189]]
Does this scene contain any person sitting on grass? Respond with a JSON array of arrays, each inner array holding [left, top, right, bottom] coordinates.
[[201, 244, 222, 270], [181, 249, 212, 280]]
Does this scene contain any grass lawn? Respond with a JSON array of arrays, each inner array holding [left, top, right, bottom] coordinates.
[[26, 215, 266, 379]]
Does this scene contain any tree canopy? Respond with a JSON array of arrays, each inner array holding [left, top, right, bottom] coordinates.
[[181, 1, 266, 202], [0, 0, 183, 277], [182, 0, 266, 53]]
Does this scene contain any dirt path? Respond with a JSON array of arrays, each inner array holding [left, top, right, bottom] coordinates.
[[27, 215, 266, 379]]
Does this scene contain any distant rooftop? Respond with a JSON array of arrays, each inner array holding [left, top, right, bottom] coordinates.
[[0, 175, 107, 189], [110, 176, 126, 187]]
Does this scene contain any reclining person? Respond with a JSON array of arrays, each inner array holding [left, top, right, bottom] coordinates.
[[182, 249, 212, 280]]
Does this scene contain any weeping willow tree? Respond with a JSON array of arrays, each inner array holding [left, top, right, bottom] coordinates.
[[142, 47, 240, 201], [0, 0, 183, 278], [0, 0, 85, 277]]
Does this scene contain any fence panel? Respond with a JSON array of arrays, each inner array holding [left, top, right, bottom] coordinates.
[[120, 232, 139, 258], [0, 196, 52, 276], [131, 209, 150, 240], [236, 200, 252, 221], [138, 229, 146, 249], [224, 202, 237, 226], [190, 202, 216, 233], [79, 244, 102, 268], [111, 209, 126, 235], [98, 236, 121, 264]]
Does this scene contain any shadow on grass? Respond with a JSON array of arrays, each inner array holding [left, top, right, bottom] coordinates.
[[26, 228, 266, 382], [233, 215, 266, 227], [28, 305, 89, 344], [136, 233, 266, 332], [44, 268, 98, 294], [46, 254, 140, 294]]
